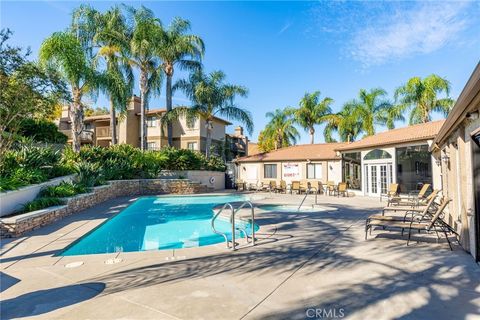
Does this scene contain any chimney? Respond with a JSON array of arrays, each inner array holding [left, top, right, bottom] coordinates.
[[61, 105, 69, 118], [235, 126, 243, 137]]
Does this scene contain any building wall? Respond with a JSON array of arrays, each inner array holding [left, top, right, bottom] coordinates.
[[237, 160, 342, 186], [435, 116, 480, 255]]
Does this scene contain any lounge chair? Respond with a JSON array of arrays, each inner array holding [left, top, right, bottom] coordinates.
[[275, 180, 287, 193], [290, 181, 305, 194], [366, 190, 440, 227], [334, 182, 348, 197], [366, 197, 456, 250], [380, 183, 399, 204], [389, 183, 431, 206], [383, 189, 440, 211]]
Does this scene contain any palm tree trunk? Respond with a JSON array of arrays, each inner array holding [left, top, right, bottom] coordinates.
[[110, 98, 117, 145], [166, 73, 173, 147], [309, 127, 315, 144], [71, 89, 83, 153], [205, 120, 212, 159], [140, 70, 147, 151]]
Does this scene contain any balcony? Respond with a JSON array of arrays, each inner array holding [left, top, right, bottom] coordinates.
[[95, 126, 111, 139], [60, 129, 94, 143]]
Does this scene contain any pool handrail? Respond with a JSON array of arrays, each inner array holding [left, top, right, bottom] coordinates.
[[211, 200, 256, 251]]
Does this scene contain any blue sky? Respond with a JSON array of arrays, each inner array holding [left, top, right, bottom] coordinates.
[[2, 1, 479, 143]]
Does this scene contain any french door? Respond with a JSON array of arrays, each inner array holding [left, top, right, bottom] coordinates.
[[365, 163, 393, 197]]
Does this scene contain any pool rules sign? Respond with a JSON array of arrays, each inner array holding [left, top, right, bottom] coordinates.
[[283, 163, 300, 179]]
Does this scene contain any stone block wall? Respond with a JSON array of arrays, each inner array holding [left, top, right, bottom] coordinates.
[[1, 178, 209, 237]]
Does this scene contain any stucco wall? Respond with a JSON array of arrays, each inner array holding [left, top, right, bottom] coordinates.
[[0, 175, 75, 217]]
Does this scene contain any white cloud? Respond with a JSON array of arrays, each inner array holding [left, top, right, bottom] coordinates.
[[350, 2, 472, 66]]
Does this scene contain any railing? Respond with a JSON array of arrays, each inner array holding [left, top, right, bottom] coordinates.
[[297, 185, 317, 211], [60, 129, 94, 142], [95, 126, 111, 138], [211, 201, 256, 251]]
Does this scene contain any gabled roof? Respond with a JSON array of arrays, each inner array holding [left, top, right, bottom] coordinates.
[[236, 142, 346, 162], [336, 120, 445, 152]]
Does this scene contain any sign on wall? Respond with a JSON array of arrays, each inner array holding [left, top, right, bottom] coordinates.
[[283, 163, 300, 179]]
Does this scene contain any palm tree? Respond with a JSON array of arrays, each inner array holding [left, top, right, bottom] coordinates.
[[164, 70, 253, 159], [395, 74, 454, 124], [288, 91, 333, 144], [39, 7, 103, 152], [157, 17, 204, 147], [323, 104, 362, 143], [95, 6, 133, 145], [347, 88, 394, 137], [125, 6, 163, 150], [263, 108, 300, 150]]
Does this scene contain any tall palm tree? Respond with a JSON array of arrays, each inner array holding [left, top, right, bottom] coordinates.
[[395, 74, 454, 124], [263, 108, 300, 150], [347, 88, 394, 137], [39, 7, 103, 152], [323, 104, 362, 143], [288, 91, 333, 144], [164, 70, 253, 159], [125, 6, 163, 150], [157, 17, 204, 147], [95, 6, 133, 145]]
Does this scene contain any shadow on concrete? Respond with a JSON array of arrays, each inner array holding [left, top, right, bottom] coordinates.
[[0, 271, 20, 293], [0, 282, 105, 319]]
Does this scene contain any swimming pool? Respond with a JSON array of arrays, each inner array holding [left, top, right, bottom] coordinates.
[[62, 195, 257, 256]]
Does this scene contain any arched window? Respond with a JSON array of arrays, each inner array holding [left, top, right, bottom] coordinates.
[[364, 149, 392, 160]]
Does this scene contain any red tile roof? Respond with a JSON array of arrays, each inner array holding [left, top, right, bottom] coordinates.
[[237, 143, 346, 162], [336, 120, 445, 151]]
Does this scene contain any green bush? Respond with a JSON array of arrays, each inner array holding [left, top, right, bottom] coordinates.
[[74, 161, 105, 188], [22, 197, 64, 212], [17, 119, 68, 144], [40, 181, 87, 198]]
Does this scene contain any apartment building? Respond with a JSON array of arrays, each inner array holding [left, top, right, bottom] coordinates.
[[58, 96, 236, 154]]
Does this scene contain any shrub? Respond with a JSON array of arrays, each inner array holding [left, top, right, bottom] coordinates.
[[22, 197, 64, 212], [40, 181, 87, 198], [74, 161, 105, 188], [17, 119, 68, 144]]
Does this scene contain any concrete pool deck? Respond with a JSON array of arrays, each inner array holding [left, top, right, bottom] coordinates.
[[1, 192, 479, 319]]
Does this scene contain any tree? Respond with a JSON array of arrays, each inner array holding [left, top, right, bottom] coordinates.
[[263, 108, 299, 150], [257, 130, 276, 152], [39, 5, 104, 152], [157, 17, 204, 147], [346, 88, 395, 137], [95, 5, 134, 145], [323, 104, 362, 142], [288, 91, 333, 144], [0, 29, 67, 158], [164, 70, 253, 159], [395, 74, 454, 124], [125, 6, 163, 150]]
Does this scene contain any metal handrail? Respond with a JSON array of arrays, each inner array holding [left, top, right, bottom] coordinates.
[[297, 187, 318, 211], [211, 200, 256, 250], [211, 202, 234, 248]]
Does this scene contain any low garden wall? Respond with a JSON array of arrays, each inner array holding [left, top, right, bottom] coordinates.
[[158, 170, 225, 190], [0, 178, 209, 237], [0, 175, 75, 217]]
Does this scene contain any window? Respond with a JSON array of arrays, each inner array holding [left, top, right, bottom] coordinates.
[[264, 164, 277, 179], [147, 117, 157, 127], [364, 149, 392, 160], [396, 145, 432, 192], [147, 142, 158, 150], [187, 142, 198, 151], [307, 163, 322, 179]]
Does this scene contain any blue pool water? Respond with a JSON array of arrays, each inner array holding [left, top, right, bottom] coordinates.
[[62, 195, 257, 256]]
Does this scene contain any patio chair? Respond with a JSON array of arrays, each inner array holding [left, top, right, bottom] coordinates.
[[380, 183, 399, 204], [290, 181, 305, 194], [366, 190, 440, 228], [316, 181, 325, 195], [236, 179, 246, 191], [263, 180, 276, 192], [383, 189, 440, 212], [366, 197, 456, 250], [275, 180, 287, 193], [389, 183, 431, 206], [334, 182, 348, 197], [326, 181, 335, 196]]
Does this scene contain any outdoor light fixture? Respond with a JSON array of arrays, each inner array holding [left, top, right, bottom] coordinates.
[[441, 154, 450, 165]]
